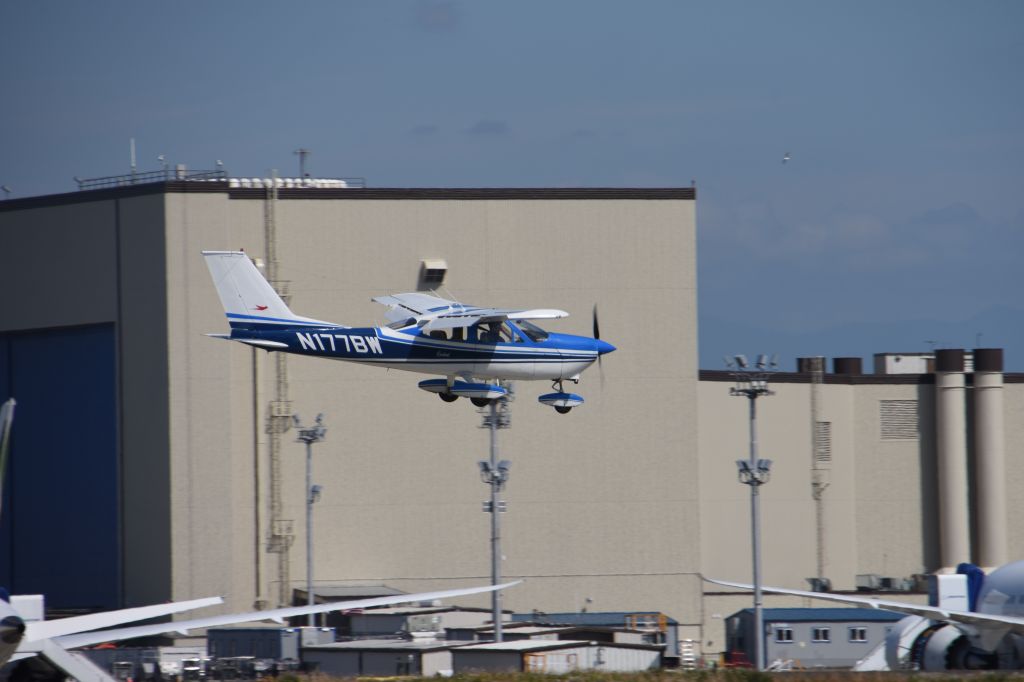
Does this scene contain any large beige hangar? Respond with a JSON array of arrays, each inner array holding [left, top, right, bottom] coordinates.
[[0, 179, 701, 621], [1, 177, 1021, 663]]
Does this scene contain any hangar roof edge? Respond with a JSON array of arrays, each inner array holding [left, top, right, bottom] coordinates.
[[0, 183, 695, 211]]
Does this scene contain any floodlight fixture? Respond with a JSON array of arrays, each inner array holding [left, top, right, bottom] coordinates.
[[294, 412, 328, 626]]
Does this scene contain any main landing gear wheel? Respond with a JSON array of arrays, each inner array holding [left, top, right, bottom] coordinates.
[[470, 397, 492, 407], [539, 379, 584, 414], [438, 392, 459, 402]]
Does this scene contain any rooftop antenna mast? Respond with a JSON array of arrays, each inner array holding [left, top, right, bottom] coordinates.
[[130, 138, 137, 183], [294, 148, 311, 178]]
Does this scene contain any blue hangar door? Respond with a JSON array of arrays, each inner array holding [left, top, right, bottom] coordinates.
[[0, 324, 120, 609]]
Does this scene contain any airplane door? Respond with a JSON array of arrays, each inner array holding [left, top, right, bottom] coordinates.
[[472, 322, 540, 380]]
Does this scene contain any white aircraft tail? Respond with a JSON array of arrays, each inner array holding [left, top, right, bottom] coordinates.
[[202, 251, 335, 330]]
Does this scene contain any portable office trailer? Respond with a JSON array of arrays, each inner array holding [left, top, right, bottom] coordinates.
[[726, 608, 902, 669]]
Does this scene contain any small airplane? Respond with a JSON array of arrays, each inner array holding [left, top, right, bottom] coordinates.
[[203, 251, 615, 412], [707, 560, 1024, 671]]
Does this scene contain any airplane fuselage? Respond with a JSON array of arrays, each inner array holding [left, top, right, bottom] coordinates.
[[233, 324, 604, 381], [977, 560, 1024, 618]]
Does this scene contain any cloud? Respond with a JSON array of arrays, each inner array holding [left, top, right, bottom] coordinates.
[[704, 199, 1016, 272], [413, 0, 462, 33], [409, 124, 440, 137], [465, 119, 510, 136], [565, 129, 599, 140]]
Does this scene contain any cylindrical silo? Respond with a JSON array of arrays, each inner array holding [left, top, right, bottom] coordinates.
[[935, 349, 970, 570], [973, 348, 1007, 568]]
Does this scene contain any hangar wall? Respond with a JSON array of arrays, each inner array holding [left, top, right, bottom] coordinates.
[[158, 186, 701, 621], [699, 371, 979, 590]]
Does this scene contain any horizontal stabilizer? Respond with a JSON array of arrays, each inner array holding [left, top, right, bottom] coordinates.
[[205, 333, 287, 350], [236, 338, 289, 349]]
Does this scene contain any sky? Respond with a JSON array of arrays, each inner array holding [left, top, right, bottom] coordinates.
[[2, 1, 1022, 369]]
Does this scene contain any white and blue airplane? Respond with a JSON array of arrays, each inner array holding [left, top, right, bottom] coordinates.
[[203, 250, 615, 412], [708, 561, 1024, 671]]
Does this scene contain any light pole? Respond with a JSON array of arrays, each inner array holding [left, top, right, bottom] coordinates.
[[728, 354, 775, 671], [478, 387, 512, 641], [294, 413, 326, 626]]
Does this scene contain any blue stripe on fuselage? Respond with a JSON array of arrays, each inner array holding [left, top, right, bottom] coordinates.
[[232, 326, 597, 364]]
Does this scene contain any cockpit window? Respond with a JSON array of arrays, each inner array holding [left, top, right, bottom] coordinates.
[[516, 320, 549, 342], [479, 322, 514, 343], [388, 317, 417, 330]]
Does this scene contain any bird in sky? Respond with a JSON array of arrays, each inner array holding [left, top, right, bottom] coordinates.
[[782, 152, 791, 164]]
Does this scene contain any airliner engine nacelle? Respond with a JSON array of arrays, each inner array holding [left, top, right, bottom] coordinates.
[[889, 617, 1001, 671], [911, 622, 970, 671]]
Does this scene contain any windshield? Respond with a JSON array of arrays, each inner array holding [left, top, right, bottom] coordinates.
[[516, 320, 549, 342]]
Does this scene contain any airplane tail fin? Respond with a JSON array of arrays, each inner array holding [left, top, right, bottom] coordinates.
[[202, 251, 335, 331]]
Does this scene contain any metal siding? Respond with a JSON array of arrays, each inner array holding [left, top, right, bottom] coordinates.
[[453, 650, 522, 673], [302, 651, 361, 677], [1, 324, 119, 607]]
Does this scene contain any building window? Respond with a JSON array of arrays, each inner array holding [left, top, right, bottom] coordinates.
[[811, 627, 831, 642], [775, 627, 793, 643], [849, 627, 868, 642]]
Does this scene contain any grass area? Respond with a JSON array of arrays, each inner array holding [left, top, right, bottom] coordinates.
[[284, 671, 1024, 682]]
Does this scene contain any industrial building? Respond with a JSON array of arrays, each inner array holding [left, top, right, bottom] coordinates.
[[725, 607, 904, 669], [1, 176, 1021, 664]]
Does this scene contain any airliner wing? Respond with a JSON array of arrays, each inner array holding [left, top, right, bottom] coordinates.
[[53, 581, 520, 649], [24, 597, 224, 643], [705, 577, 1024, 633]]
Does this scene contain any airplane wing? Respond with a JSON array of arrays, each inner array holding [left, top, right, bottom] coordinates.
[[24, 597, 224, 643], [53, 581, 520, 649], [372, 293, 459, 323], [372, 294, 567, 330], [704, 577, 1024, 640]]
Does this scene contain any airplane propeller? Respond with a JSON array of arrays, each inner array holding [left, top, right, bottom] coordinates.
[[593, 304, 606, 388]]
